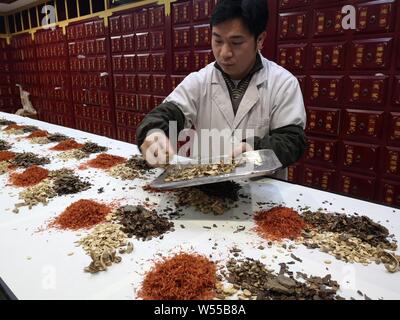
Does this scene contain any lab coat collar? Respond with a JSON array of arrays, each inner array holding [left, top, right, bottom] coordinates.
[[211, 73, 235, 129], [211, 57, 269, 128], [211, 54, 268, 86]]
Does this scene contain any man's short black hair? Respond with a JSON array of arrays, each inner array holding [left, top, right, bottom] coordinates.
[[210, 0, 269, 39]]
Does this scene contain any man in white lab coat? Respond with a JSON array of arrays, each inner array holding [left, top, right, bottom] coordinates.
[[137, 0, 307, 178]]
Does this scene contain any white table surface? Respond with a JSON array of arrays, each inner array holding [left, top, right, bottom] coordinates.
[[0, 111, 399, 300]]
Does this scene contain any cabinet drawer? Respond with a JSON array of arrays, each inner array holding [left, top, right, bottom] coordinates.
[[383, 147, 400, 177], [379, 180, 400, 207], [351, 38, 393, 70], [311, 42, 346, 71], [341, 141, 379, 172], [307, 76, 344, 105], [278, 11, 308, 40], [355, 0, 396, 34], [347, 75, 388, 107], [343, 109, 384, 141], [305, 137, 338, 165], [278, 44, 307, 72], [303, 165, 337, 191], [306, 107, 341, 136], [339, 172, 376, 201]]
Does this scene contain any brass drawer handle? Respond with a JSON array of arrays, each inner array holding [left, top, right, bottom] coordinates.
[[369, 15, 377, 24]]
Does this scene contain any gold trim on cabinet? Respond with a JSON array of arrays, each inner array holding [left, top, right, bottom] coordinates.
[[2, 0, 178, 38]]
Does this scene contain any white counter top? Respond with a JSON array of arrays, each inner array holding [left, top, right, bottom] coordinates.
[[0, 111, 399, 300]]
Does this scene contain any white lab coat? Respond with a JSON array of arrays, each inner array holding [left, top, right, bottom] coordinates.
[[164, 55, 306, 180]]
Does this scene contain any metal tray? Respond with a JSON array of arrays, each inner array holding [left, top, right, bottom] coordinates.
[[150, 149, 282, 190]]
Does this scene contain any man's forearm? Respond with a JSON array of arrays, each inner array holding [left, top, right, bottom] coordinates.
[[136, 102, 185, 148], [247, 125, 308, 168]]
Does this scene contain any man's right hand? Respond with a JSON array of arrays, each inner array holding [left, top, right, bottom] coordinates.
[[140, 131, 175, 167]]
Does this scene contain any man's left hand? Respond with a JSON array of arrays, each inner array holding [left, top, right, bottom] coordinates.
[[232, 142, 253, 158]]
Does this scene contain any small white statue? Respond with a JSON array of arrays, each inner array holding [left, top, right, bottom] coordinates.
[[15, 84, 37, 116]]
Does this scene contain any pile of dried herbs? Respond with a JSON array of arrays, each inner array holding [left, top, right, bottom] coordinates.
[[15, 179, 57, 211], [0, 119, 16, 126], [3, 124, 26, 134], [139, 253, 217, 300], [78, 223, 133, 274], [223, 258, 342, 300], [175, 182, 241, 215], [254, 207, 307, 241], [52, 171, 91, 195], [0, 161, 9, 174], [81, 142, 108, 154], [107, 163, 140, 180], [301, 211, 396, 250], [13, 169, 92, 212], [12, 152, 51, 168], [196, 181, 241, 202], [0, 139, 11, 151], [10, 165, 49, 187], [298, 211, 398, 271], [57, 149, 88, 161], [21, 125, 39, 133], [114, 205, 174, 240], [125, 155, 153, 173], [47, 133, 69, 142], [106, 155, 153, 180]]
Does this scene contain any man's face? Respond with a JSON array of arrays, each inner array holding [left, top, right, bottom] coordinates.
[[212, 18, 263, 80]]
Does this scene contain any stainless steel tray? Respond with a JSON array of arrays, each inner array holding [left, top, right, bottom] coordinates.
[[150, 149, 282, 190]]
